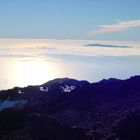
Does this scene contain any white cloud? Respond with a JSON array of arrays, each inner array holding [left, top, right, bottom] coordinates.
[[92, 20, 140, 35], [0, 39, 140, 60]]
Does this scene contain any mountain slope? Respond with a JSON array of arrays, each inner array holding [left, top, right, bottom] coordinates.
[[0, 76, 140, 140]]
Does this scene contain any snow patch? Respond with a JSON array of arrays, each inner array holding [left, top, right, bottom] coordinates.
[[18, 89, 24, 94], [39, 87, 49, 92], [60, 85, 76, 93]]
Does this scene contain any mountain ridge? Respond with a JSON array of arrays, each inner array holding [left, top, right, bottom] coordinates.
[[0, 75, 140, 140]]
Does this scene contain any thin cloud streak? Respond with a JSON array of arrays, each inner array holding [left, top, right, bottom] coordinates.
[[85, 43, 132, 48], [92, 20, 140, 35]]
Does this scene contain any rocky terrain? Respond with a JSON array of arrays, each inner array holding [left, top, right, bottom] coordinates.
[[0, 76, 140, 140]]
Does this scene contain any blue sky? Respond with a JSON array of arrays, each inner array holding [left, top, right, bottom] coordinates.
[[0, 0, 140, 40]]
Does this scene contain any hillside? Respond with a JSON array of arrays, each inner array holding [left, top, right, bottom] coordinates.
[[0, 76, 140, 140]]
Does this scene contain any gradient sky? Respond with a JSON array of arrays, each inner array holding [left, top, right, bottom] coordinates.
[[0, 0, 140, 40], [0, 1, 140, 89]]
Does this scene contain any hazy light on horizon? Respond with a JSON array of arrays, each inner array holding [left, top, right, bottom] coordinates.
[[0, 39, 140, 89]]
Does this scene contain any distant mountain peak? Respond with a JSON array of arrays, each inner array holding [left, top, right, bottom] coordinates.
[[98, 78, 122, 85], [43, 77, 90, 87], [129, 75, 140, 80]]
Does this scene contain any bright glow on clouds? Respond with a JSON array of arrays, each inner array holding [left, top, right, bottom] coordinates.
[[92, 20, 140, 35], [0, 39, 140, 89], [0, 39, 140, 60]]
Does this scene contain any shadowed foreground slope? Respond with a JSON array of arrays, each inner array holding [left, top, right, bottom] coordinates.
[[0, 76, 140, 140]]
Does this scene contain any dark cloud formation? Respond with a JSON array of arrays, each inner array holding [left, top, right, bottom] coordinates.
[[85, 43, 132, 48]]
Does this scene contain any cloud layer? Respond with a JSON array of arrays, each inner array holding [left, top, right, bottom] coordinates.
[[85, 43, 132, 48], [92, 20, 140, 35], [0, 39, 140, 62]]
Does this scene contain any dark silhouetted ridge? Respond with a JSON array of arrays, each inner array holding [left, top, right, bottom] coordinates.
[[0, 75, 140, 140]]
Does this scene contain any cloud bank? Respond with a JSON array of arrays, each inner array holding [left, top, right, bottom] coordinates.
[[0, 39, 140, 62], [92, 20, 140, 35]]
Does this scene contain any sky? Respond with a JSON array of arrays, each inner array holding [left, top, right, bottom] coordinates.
[[0, 39, 140, 89], [0, 0, 140, 40], [0, 0, 140, 89]]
